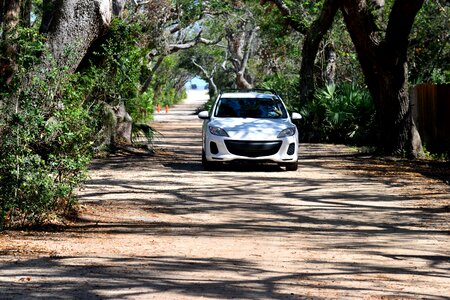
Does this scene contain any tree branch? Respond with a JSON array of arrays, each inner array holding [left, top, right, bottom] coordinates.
[[239, 26, 259, 74], [299, 0, 340, 102], [260, 0, 308, 34], [169, 31, 222, 53], [385, 0, 425, 54], [191, 59, 218, 96], [191, 58, 210, 78], [141, 55, 165, 93]]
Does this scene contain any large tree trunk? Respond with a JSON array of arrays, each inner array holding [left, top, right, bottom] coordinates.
[[0, 0, 20, 86], [341, 0, 424, 156], [1, 0, 20, 41], [40, 0, 112, 71], [371, 57, 416, 155], [113, 103, 132, 144]]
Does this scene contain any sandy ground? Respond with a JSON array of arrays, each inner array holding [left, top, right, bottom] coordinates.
[[0, 90, 449, 299]]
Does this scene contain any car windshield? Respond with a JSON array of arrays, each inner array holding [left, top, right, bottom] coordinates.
[[214, 97, 288, 118]]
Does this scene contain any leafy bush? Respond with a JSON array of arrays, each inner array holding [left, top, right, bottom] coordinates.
[[151, 55, 189, 108], [0, 29, 99, 229], [155, 86, 186, 108], [0, 99, 96, 228], [422, 141, 450, 161], [88, 19, 153, 120], [261, 74, 300, 111], [299, 83, 376, 144]]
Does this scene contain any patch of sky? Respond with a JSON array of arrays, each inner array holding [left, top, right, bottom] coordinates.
[[186, 76, 208, 90]]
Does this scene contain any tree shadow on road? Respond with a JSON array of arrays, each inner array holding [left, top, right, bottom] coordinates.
[[1, 253, 449, 299], [2, 144, 449, 299]]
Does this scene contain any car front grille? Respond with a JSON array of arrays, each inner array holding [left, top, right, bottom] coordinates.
[[224, 140, 282, 157]]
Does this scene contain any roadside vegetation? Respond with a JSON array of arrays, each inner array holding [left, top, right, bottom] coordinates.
[[0, 0, 449, 229]]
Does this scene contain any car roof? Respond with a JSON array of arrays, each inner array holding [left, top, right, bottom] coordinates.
[[220, 92, 276, 99]]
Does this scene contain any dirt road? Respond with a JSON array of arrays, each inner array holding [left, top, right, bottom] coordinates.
[[1, 90, 449, 299]]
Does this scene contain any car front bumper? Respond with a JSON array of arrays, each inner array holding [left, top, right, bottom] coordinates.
[[204, 135, 298, 163]]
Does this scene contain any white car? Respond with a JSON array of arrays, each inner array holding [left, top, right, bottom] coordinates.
[[198, 89, 301, 171]]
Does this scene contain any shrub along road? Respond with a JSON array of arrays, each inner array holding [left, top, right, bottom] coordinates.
[[0, 90, 449, 299]]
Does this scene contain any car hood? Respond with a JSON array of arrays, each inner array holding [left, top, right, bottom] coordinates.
[[209, 118, 294, 140]]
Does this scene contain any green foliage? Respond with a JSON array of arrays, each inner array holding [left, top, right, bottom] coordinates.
[[0, 26, 46, 92], [85, 18, 189, 126], [87, 18, 154, 120], [151, 55, 190, 107], [174, 0, 205, 26], [261, 74, 300, 111], [409, 0, 450, 84], [327, 12, 366, 86], [0, 33, 99, 229], [128, 90, 155, 123], [299, 83, 376, 144], [422, 144, 450, 161]]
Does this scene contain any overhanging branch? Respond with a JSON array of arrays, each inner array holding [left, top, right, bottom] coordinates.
[[260, 0, 308, 34], [169, 31, 222, 53]]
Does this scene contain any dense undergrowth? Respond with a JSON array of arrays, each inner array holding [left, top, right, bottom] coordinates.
[[0, 28, 98, 229], [0, 21, 187, 230]]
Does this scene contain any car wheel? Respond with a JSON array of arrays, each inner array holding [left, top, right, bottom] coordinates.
[[202, 150, 218, 171], [285, 162, 298, 171]]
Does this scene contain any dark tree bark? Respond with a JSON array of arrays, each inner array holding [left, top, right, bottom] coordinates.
[[112, 0, 126, 16], [20, 0, 31, 27], [299, 0, 339, 103], [0, 0, 4, 26], [340, 0, 424, 156], [39, 0, 57, 33], [2, 0, 20, 36], [0, 0, 20, 86]]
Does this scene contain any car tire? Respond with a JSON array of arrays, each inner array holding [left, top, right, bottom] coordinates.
[[202, 150, 218, 171], [285, 162, 298, 171]]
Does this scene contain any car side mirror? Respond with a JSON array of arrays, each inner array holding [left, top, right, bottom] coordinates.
[[291, 112, 302, 120], [198, 111, 210, 119]]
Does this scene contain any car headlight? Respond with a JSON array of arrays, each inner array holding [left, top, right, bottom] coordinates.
[[209, 126, 229, 137], [277, 127, 296, 138]]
